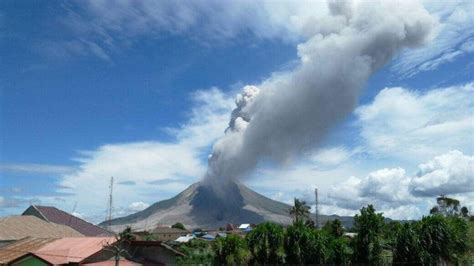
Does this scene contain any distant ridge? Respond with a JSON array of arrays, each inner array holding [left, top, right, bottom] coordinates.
[[100, 181, 353, 232]]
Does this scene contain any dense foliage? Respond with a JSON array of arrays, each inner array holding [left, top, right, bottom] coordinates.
[[177, 239, 213, 265], [322, 219, 344, 238], [170, 197, 472, 265], [353, 204, 385, 264], [246, 222, 285, 264], [172, 222, 187, 230], [285, 222, 330, 264], [392, 209, 470, 264], [213, 234, 251, 265]]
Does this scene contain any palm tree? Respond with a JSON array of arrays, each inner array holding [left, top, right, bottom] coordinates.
[[289, 198, 310, 224], [246, 222, 285, 264]]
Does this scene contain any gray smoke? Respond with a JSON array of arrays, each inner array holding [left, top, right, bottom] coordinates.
[[206, 0, 437, 185]]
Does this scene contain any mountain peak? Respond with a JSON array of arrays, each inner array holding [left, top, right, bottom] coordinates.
[[101, 180, 354, 231], [102, 181, 291, 231]]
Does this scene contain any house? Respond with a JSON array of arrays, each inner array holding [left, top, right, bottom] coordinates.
[[200, 234, 215, 241], [145, 227, 189, 241], [9, 237, 117, 265], [238, 224, 253, 232], [174, 234, 195, 243], [22, 205, 111, 236], [225, 223, 237, 231], [343, 232, 357, 239], [0, 216, 83, 247], [127, 241, 185, 266], [5, 237, 186, 266], [83, 257, 142, 266], [0, 237, 56, 265], [198, 232, 226, 241]]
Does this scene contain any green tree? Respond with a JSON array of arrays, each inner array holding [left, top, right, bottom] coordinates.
[[284, 223, 329, 265], [171, 222, 186, 230], [393, 222, 422, 264], [246, 222, 285, 264], [177, 239, 213, 266], [353, 205, 384, 264], [446, 216, 469, 261], [329, 237, 352, 265], [289, 198, 311, 224], [213, 234, 250, 265], [118, 226, 135, 241], [418, 215, 452, 264], [384, 221, 402, 249], [323, 219, 344, 238], [432, 195, 469, 217]]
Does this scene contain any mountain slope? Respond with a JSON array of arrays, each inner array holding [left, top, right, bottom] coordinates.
[[101, 181, 353, 232]]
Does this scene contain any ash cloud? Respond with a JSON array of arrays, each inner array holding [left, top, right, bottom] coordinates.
[[206, 1, 437, 185]]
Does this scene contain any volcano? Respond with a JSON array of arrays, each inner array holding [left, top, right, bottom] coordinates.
[[101, 181, 353, 231]]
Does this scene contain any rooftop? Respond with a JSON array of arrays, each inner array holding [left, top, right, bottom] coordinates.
[[33, 237, 116, 264], [150, 227, 189, 234], [0, 237, 56, 264], [23, 205, 111, 237], [0, 216, 83, 241]]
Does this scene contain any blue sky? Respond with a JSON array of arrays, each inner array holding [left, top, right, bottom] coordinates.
[[1, 0, 473, 222]]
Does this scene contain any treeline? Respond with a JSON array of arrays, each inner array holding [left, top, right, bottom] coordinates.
[[177, 197, 472, 265]]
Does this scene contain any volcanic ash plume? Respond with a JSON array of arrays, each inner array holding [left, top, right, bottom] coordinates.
[[206, 1, 437, 186]]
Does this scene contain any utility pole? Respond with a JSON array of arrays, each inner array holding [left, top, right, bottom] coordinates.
[[107, 176, 114, 230], [314, 188, 319, 228]]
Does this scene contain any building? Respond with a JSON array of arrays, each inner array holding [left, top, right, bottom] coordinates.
[[238, 224, 253, 232], [22, 205, 110, 236], [174, 234, 195, 243], [9, 237, 117, 265], [0, 216, 83, 247], [145, 227, 189, 241], [83, 258, 142, 266], [0, 237, 56, 265], [127, 241, 185, 265], [225, 223, 237, 231]]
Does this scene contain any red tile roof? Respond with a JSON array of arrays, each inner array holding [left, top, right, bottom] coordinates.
[[28, 205, 111, 237]]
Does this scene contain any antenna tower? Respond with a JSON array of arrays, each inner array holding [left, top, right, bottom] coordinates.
[[314, 187, 319, 228], [107, 176, 114, 229]]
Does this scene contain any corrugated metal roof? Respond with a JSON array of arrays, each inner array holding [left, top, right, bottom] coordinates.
[[28, 205, 111, 236], [83, 258, 142, 266], [0, 237, 56, 264], [151, 227, 188, 234], [33, 237, 116, 264], [0, 216, 83, 241]]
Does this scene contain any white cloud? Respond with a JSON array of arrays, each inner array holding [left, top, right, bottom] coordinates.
[[54, 1, 330, 60], [47, 88, 233, 222], [0, 163, 76, 175], [73, 1, 327, 43], [310, 147, 352, 166], [323, 150, 473, 219], [326, 168, 418, 212], [410, 150, 474, 197], [356, 83, 474, 161], [61, 0, 472, 66], [392, 1, 474, 76], [128, 202, 150, 212]]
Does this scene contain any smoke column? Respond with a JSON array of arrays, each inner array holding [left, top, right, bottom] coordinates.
[[205, 1, 436, 186]]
